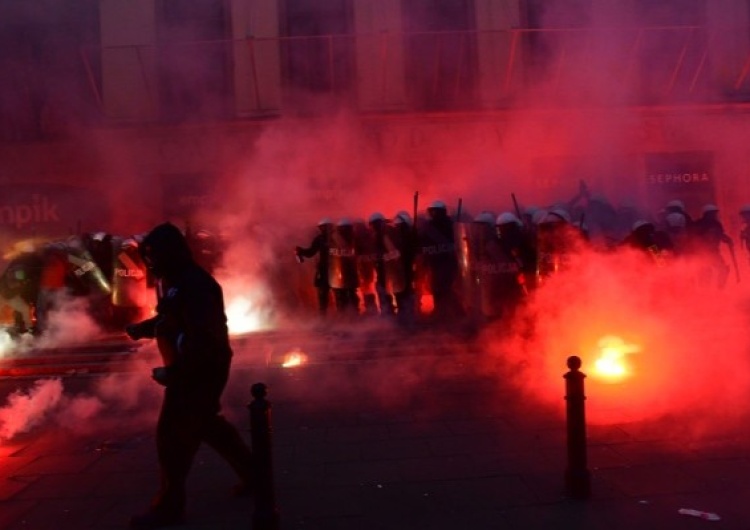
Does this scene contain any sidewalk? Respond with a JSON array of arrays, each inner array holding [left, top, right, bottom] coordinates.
[[0, 327, 749, 529]]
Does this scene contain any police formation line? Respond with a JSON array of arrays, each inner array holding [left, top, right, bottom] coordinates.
[[295, 197, 749, 326]]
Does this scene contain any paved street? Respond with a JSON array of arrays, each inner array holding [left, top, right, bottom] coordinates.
[[0, 323, 749, 529]]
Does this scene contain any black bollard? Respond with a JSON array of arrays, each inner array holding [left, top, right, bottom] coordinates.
[[564, 356, 591, 499], [249, 382, 281, 530]]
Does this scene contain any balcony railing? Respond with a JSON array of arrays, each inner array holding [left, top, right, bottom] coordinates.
[[6, 25, 750, 139]]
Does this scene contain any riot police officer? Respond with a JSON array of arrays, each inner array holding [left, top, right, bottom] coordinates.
[[620, 220, 674, 266], [392, 211, 417, 325], [368, 212, 408, 317], [419, 200, 461, 322], [110, 237, 150, 328], [354, 217, 378, 315], [691, 204, 735, 288], [295, 218, 333, 317], [497, 212, 537, 298], [535, 208, 585, 284], [328, 218, 360, 316]]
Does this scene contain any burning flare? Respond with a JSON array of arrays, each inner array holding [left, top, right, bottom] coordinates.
[[591, 335, 641, 383], [282, 348, 307, 368], [225, 295, 268, 335]]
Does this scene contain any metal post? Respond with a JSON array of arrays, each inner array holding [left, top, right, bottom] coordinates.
[[564, 356, 591, 500], [249, 383, 280, 530]]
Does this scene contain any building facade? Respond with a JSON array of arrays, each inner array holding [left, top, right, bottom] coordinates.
[[1, 0, 750, 240]]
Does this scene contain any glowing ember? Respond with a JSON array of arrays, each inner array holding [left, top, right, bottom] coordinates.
[[282, 349, 307, 368], [592, 335, 641, 383], [225, 296, 267, 335]]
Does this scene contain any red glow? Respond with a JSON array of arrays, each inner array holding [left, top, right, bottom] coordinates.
[[591, 335, 641, 384], [281, 349, 308, 368], [419, 294, 434, 315], [484, 247, 750, 427]]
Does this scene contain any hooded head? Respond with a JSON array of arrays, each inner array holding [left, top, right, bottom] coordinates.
[[140, 222, 193, 279]]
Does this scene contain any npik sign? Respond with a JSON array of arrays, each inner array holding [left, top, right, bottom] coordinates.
[[0, 184, 111, 237]]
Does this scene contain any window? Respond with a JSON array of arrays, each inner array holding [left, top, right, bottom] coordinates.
[[155, 0, 232, 122], [520, 0, 592, 99], [0, 0, 100, 140], [402, 0, 478, 110], [632, 0, 707, 103], [280, 0, 354, 96]]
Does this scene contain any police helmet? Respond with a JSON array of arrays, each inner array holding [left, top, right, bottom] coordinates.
[[474, 211, 495, 225], [702, 204, 719, 214], [368, 212, 386, 224], [428, 200, 447, 210], [665, 212, 686, 229], [632, 220, 654, 232], [393, 211, 412, 226], [549, 209, 571, 223], [317, 217, 333, 226], [496, 212, 521, 226], [66, 235, 84, 250], [121, 238, 139, 250], [666, 199, 685, 211], [337, 218, 353, 227]]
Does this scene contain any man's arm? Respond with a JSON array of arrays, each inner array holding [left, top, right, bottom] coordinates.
[[125, 315, 159, 340], [296, 234, 322, 259]]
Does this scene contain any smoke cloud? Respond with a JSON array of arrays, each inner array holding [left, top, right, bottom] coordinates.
[[2, 0, 750, 451], [478, 246, 750, 435], [0, 378, 63, 440], [0, 343, 163, 442]]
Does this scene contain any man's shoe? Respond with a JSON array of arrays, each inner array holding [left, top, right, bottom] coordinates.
[[129, 509, 185, 529]]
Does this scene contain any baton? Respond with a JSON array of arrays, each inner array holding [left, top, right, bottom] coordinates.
[[729, 243, 741, 283]]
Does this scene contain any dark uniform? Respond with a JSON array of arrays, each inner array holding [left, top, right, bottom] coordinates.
[[462, 212, 495, 319], [662, 212, 691, 256], [691, 204, 733, 288], [368, 212, 406, 316], [355, 218, 378, 315], [296, 219, 333, 317], [620, 220, 674, 265], [495, 212, 536, 315], [535, 209, 585, 285], [110, 237, 150, 328], [419, 200, 461, 322], [126, 222, 253, 529], [739, 205, 750, 264], [83, 231, 115, 282], [328, 218, 360, 316], [391, 212, 417, 325]]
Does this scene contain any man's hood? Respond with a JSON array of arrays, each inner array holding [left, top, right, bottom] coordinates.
[[141, 222, 193, 279]]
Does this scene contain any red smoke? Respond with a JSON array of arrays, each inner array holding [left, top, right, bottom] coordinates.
[[481, 246, 750, 431]]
